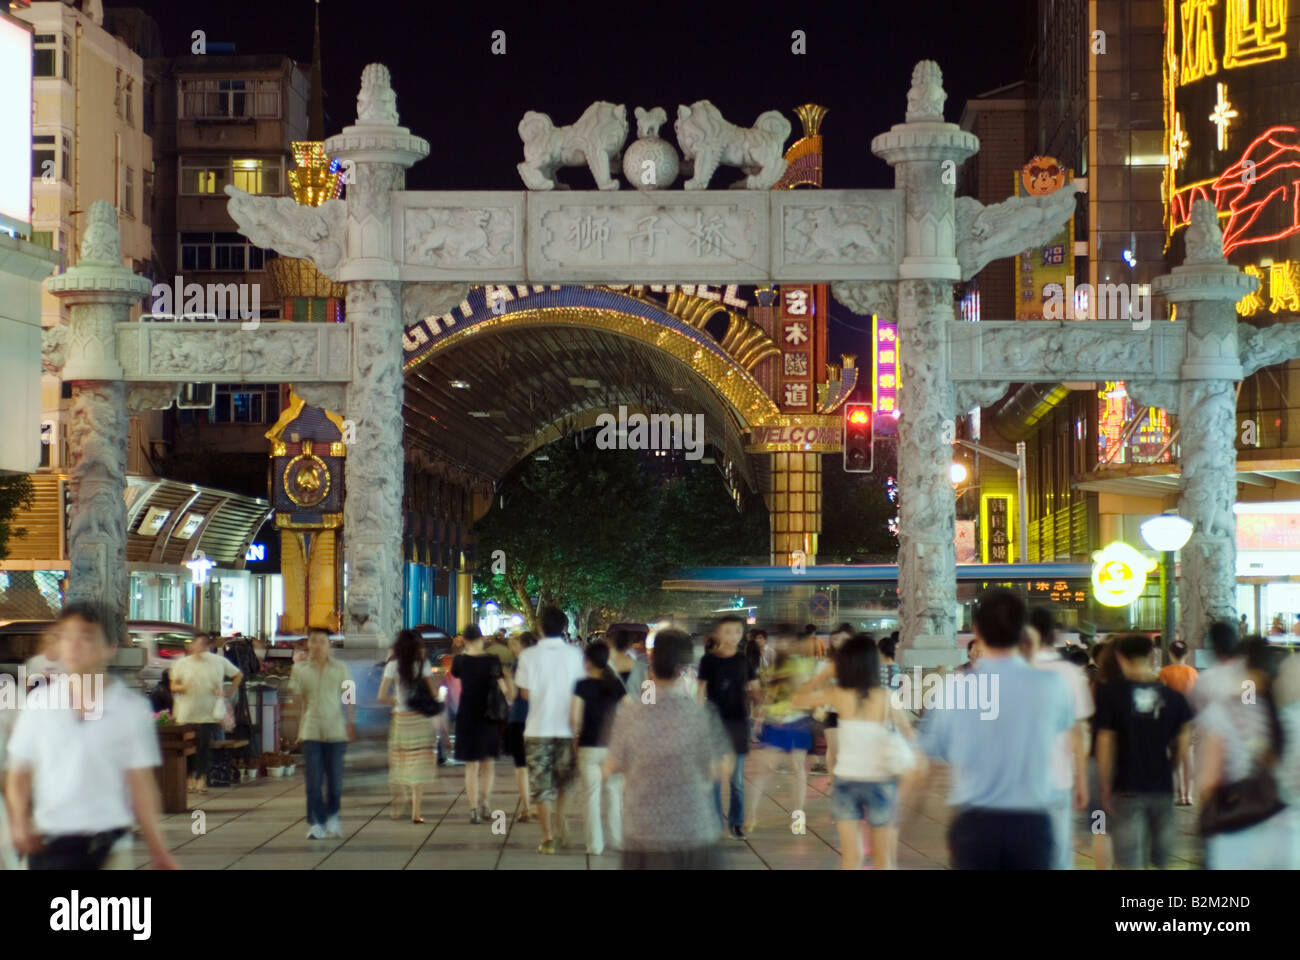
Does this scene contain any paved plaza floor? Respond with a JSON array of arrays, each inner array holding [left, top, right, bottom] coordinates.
[[133, 734, 1205, 870]]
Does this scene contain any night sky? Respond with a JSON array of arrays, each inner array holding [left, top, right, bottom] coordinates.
[[113, 0, 1037, 191]]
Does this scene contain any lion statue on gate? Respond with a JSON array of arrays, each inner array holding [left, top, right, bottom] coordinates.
[[675, 101, 791, 190], [517, 102, 628, 191]]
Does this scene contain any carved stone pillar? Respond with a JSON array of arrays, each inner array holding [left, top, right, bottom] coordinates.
[[324, 65, 429, 645], [869, 63, 978, 665], [45, 202, 152, 615], [1152, 200, 1257, 648]]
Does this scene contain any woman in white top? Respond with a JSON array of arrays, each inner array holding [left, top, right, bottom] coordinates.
[[793, 634, 920, 870], [378, 629, 439, 823]]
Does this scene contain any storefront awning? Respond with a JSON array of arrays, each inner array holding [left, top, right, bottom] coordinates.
[[125, 477, 272, 569]]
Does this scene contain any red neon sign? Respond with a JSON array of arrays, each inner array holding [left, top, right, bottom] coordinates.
[[1171, 126, 1300, 255]]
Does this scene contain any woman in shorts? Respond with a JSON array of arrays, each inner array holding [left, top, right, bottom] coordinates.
[[744, 625, 818, 832]]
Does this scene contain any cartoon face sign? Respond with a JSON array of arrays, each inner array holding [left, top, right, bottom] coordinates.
[[1090, 542, 1156, 608], [1023, 156, 1066, 196]]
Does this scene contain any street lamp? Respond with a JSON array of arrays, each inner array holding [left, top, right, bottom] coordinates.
[[949, 462, 968, 485], [1139, 513, 1194, 643]]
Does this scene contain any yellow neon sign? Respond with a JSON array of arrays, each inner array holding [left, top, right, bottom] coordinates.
[[980, 493, 1015, 564], [1091, 542, 1157, 608], [1180, 0, 1220, 84], [1238, 264, 1266, 316], [1223, 0, 1288, 69], [1268, 260, 1300, 313]]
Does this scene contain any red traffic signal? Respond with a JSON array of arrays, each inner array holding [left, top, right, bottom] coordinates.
[[843, 402, 873, 473]]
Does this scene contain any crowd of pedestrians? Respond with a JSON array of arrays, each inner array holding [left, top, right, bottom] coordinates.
[[4, 593, 1300, 872]]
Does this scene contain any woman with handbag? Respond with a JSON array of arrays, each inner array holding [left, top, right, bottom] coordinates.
[[452, 627, 514, 823], [1196, 638, 1294, 869], [379, 629, 441, 823], [793, 634, 920, 870], [170, 633, 243, 794]]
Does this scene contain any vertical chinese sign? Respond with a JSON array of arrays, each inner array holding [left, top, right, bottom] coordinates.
[[778, 284, 823, 412], [982, 495, 1012, 563], [871, 315, 899, 437]]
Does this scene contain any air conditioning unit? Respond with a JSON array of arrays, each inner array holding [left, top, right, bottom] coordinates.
[[176, 383, 215, 409]]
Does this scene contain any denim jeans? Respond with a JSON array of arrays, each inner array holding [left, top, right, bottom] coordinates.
[[1048, 786, 1074, 870], [303, 740, 346, 827], [1110, 792, 1174, 869], [713, 751, 746, 830]]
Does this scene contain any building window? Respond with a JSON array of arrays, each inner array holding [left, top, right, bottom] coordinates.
[[61, 136, 70, 184], [30, 231, 54, 249], [62, 34, 70, 81], [181, 157, 281, 196], [115, 69, 123, 118], [125, 78, 134, 127], [209, 384, 281, 424], [179, 78, 281, 119], [180, 157, 227, 195], [123, 167, 134, 217], [33, 34, 55, 77], [32, 135, 54, 180], [143, 169, 152, 228], [230, 157, 281, 195], [179, 232, 278, 272]]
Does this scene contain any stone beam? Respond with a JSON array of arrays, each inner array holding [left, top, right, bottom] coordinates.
[[380, 188, 906, 284], [947, 321, 1186, 382], [116, 322, 352, 383]]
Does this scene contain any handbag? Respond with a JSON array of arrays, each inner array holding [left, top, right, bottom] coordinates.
[[1199, 696, 1288, 837], [406, 662, 443, 717], [484, 660, 508, 723]]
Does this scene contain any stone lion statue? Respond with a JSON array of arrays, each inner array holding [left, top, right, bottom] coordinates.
[[675, 100, 790, 190], [357, 63, 399, 125], [517, 102, 627, 190]]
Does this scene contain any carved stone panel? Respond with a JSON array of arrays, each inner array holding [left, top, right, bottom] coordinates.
[[946, 321, 1186, 382], [116, 323, 352, 382], [526, 190, 769, 282], [395, 192, 525, 281], [772, 190, 902, 281]]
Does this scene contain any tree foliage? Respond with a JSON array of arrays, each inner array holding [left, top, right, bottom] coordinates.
[[818, 439, 900, 562], [473, 436, 767, 632], [0, 474, 36, 562]]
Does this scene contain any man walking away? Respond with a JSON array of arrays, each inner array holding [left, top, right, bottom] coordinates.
[[514, 607, 585, 854], [1095, 633, 1192, 870], [919, 589, 1074, 869], [605, 629, 732, 869], [697, 614, 759, 839]]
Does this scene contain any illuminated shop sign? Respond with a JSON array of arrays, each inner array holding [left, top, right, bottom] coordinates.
[[1091, 542, 1156, 608], [872, 315, 899, 437]]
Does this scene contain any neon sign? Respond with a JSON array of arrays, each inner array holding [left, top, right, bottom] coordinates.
[[1091, 542, 1157, 608], [872, 315, 899, 436], [1169, 126, 1300, 253]]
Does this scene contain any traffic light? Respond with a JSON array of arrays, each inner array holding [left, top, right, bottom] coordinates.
[[843, 402, 873, 473]]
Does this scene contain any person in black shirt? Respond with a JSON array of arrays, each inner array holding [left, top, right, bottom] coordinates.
[[1095, 633, 1192, 870], [571, 642, 625, 855], [697, 614, 760, 840]]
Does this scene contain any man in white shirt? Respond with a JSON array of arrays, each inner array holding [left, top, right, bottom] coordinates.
[[5, 601, 177, 870], [514, 606, 585, 854], [1027, 608, 1092, 869], [1191, 621, 1245, 714], [170, 632, 243, 793]]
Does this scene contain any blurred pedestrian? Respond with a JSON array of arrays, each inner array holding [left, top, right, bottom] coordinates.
[[452, 626, 511, 823], [604, 629, 732, 869], [505, 632, 537, 822], [24, 624, 61, 679], [378, 629, 439, 823], [572, 642, 625, 855], [795, 634, 920, 869], [1197, 637, 1294, 868], [805, 623, 854, 778], [1191, 621, 1244, 714], [745, 624, 817, 833], [289, 626, 356, 840], [957, 638, 980, 674], [698, 614, 760, 840], [1095, 634, 1192, 870], [1158, 639, 1199, 805], [5, 602, 177, 870], [1027, 607, 1092, 869], [877, 633, 901, 693], [515, 607, 585, 853], [485, 628, 514, 669], [918, 589, 1074, 869], [609, 629, 648, 700], [170, 632, 243, 794]]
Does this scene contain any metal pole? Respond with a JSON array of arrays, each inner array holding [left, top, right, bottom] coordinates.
[[1016, 441, 1028, 564], [1164, 550, 1176, 643]]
